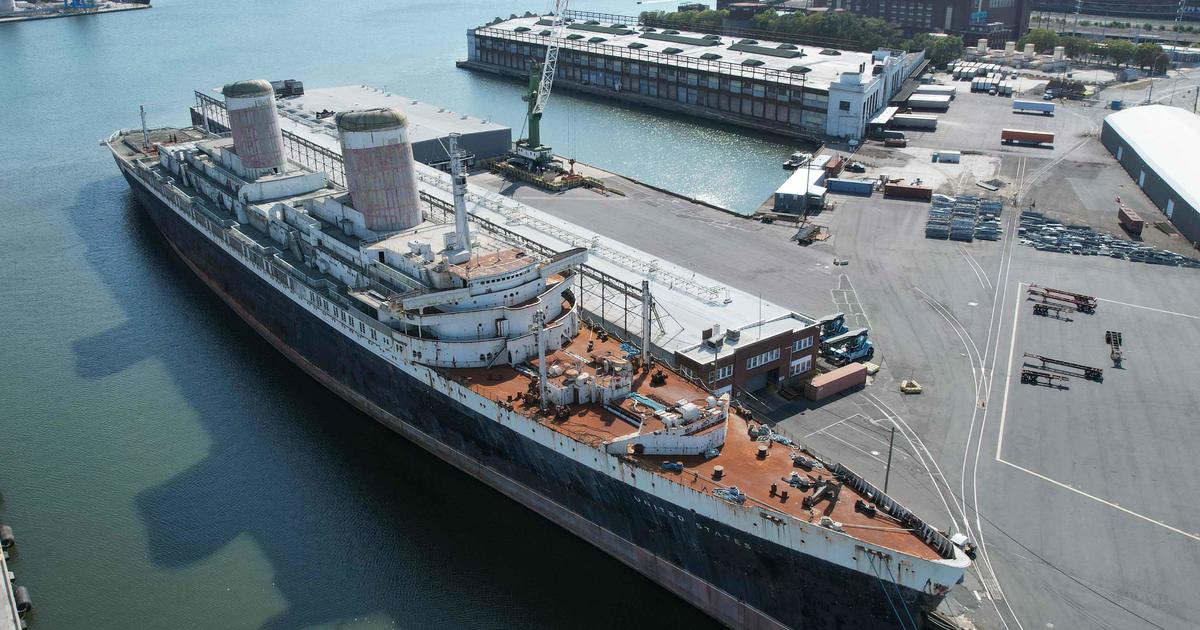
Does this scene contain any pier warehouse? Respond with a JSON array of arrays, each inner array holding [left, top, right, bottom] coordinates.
[[1100, 105, 1200, 244], [460, 11, 924, 141]]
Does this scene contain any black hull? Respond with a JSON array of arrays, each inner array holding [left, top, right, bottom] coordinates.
[[119, 164, 941, 630]]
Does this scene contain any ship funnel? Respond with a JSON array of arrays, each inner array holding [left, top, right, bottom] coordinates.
[[335, 108, 423, 233], [221, 79, 286, 171]]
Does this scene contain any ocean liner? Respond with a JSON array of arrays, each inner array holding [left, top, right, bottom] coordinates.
[[108, 79, 970, 629]]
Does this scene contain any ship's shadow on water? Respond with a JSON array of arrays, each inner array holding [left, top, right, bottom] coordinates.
[[68, 178, 717, 629]]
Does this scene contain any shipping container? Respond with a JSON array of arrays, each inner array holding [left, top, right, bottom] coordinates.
[[1001, 129, 1054, 145], [823, 155, 844, 176], [804, 363, 868, 401], [891, 113, 938, 130], [907, 94, 952, 111], [936, 150, 961, 163], [883, 137, 908, 148], [1118, 206, 1144, 235], [1012, 100, 1055, 115], [826, 178, 875, 196], [884, 183, 933, 200], [915, 84, 957, 99]]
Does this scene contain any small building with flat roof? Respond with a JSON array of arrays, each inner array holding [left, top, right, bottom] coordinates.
[[1101, 105, 1200, 244], [674, 314, 821, 396]]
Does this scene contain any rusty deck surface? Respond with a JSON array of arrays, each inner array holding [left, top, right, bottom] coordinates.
[[447, 329, 944, 561]]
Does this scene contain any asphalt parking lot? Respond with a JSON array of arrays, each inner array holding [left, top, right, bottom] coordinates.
[[474, 78, 1200, 629]]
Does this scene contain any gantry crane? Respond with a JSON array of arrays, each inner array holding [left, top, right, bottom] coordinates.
[[511, 0, 570, 171]]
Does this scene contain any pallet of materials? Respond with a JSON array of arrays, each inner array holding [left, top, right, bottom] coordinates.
[[1117, 205, 1143, 236]]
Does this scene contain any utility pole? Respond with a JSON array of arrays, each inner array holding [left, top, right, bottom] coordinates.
[[1073, 0, 1082, 36]]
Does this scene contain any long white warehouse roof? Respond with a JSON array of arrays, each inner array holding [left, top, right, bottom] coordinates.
[[1105, 105, 1200, 214], [477, 14, 889, 91]]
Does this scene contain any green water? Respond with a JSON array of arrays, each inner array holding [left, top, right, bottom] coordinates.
[[0, 2, 794, 627]]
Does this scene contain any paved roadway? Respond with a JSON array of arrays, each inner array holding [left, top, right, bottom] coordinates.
[[468, 77, 1200, 629]]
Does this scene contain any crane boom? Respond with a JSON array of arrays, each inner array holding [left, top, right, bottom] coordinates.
[[533, 0, 570, 116]]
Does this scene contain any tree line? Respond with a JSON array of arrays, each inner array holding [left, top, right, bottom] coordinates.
[[638, 11, 1177, 74], [1019, 29, 1171, 72]]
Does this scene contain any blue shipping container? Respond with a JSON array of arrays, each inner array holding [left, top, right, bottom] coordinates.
[[826, 178, 874, 196]]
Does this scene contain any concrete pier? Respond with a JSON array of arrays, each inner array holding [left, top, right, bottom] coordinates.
[[0, 546, 20, 630], [0, 2, 148, 25]]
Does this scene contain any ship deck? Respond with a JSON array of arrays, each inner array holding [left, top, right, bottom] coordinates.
[[449, 330, 946, 562], [112, 127, 946, 563]]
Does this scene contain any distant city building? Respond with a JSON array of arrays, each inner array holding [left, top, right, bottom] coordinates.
[[721, 1, 773, 19], [838, 0, 1032, 45], [1031, 0, 1200, 22]]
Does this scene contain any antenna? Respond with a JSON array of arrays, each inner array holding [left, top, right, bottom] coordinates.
[[139, 105, 150, 150]]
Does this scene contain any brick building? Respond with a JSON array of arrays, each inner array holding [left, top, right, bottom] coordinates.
[[673, 314, 821, 397]]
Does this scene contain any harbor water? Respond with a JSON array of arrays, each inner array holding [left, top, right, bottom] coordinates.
[[0, 1, 797, 627]]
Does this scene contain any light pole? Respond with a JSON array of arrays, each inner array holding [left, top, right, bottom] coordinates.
[[1146, 52, 1171, 104]]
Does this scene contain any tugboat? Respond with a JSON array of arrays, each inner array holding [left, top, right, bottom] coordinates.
[[782, 151, 813, 170]]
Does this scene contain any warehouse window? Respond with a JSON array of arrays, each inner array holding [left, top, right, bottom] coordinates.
[[747, 348, 781, 370], [708, 365, 733, 383], [792, 336, 813, 352], [789, 356, 813, 377]]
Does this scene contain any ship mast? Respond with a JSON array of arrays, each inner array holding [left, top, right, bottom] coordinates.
[[534, 309, 548, 411], [641, 280, 652, 367]]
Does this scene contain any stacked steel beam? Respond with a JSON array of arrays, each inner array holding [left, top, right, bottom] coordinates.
[[925, 195, 1003, 242], [1018, 211, 1200, 267]]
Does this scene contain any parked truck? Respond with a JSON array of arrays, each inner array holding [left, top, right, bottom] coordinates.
[[823, 329, 875, 365], [1001, 129, 1054, 146], [1013, 100, 1055, 115]]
